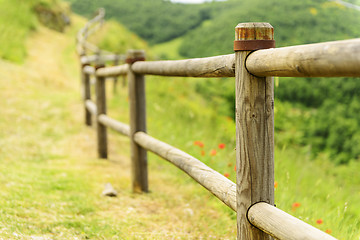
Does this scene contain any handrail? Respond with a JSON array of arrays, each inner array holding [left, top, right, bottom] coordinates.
[[75, 9, 360, 240], [131, 54, 235, 78], [98, 114, 130, 137], [76, 8, 113, 56], [248, 202, 337, 240], [85, 100, 96, 115], [246, 38, 360, 77], [83, 65, 95, 75], [96, 64, 129, 77], [134, 132, 237, 211]]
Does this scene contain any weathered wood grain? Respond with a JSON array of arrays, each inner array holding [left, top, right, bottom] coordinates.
[[96, 64, 129, 77], [246, 38, 360, 77], [95, 65, 108, 159], [131, 54, 235, 77], [98, 114, 130, 137], [235, 22, 274, 240], [134, 131, 237, 211], [248, 202, 337, 240], [127, 50, 148, 193]]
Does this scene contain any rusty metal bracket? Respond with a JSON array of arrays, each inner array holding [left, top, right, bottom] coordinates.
[[234, 40, 275, 51], [81, 63, 90, 68], [125, 57, 145, 64], [95, 63, 105, 70]]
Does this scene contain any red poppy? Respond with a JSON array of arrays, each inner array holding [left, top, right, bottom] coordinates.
[[210, 149, 217, 156], [325, 229, 332, 234], [218, 143, 226, 149], [292, 202, 301, 208], [201, 150, 205, 156], [194, 141, 204, 148], [234, 166, 237, 172], [224, 173, 230, 178], [274, 181, 278, 189], [316, 219, 323, 225], [292, 202, 301, 211]]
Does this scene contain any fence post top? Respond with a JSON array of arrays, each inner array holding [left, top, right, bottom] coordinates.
[[234, 22, 274, 51], [235, 22, 274, 41], [126, 49, 146, 64]]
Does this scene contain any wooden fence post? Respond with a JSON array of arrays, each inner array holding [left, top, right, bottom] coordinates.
[[95, 62, 108, 159], [127, 49, 148, 193], [83, 64, 92, 126], [113, 54, 119, 94], [234, 23, 275, 240]]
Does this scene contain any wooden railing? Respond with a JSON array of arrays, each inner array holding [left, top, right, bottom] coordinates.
[[76, 9, 360, 240]]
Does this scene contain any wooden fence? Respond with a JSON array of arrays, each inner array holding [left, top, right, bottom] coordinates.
[[76, 9, 360, 240]]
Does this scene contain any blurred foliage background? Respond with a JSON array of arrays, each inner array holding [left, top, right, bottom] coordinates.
[[66, 0, 360, 164]]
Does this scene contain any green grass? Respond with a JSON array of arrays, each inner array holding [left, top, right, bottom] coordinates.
[[0, 0, 37, 63], [274, 146, 360, 239], [0, 0, 71, 63]]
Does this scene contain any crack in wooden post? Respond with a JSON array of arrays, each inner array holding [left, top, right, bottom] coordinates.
[[234, 22, 275, 240]]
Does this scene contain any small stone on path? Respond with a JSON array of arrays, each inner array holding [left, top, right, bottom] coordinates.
[[102, 183, 118, 197]]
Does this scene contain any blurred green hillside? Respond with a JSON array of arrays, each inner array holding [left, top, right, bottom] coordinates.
[[178, 0, 360, 57], [86, 19, 150, 55], [0, 0, 71, 63], [67, 0, 360, 164], [178, 0, 360, 164], [66, 0, 213, 45]]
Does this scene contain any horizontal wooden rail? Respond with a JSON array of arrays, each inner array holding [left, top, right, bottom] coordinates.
[[132, 54, 235, 77], [85, 8, 105, 26], [98, 114, 130, 136], [83, 66, 95, 75], [248, 202, 336, 240], [96, 64, 129, 77], [77, 8, 104, 40], [85, 100, 97, 115], [133, 131, 236, 211], [80, 55, 97, 65], [76, 8, 105, 55], [247, 38, 360, 77], [84, 21, 102, 37], [78, 23, 102, 42]]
